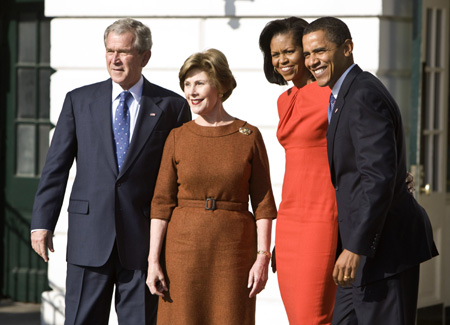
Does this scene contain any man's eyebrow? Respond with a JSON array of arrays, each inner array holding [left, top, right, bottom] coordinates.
[[312, 47, 327, 53]]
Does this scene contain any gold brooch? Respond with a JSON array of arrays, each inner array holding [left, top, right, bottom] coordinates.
[[239, 127, 252, 135]]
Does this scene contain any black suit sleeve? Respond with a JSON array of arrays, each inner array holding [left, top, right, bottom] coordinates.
[[345, 86, 398, 256], [31, 91, 77, 231]]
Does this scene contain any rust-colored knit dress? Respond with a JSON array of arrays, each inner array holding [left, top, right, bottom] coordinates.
[[151, 119, 277, 325], [275, 82, 338, 324]]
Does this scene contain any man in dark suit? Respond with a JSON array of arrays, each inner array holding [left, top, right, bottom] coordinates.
[[30, 18, 191, 324], [302, 17, 438, 324]]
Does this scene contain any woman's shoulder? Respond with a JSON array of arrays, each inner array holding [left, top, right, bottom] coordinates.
[[172, 120, 195, 132], [236, 119, 256, 130], [278, 82, 330, 98], [235, 120, 263, 140], [165, 120, 195, 143], [278, 86, 298, 101], [304, 81, 331, 95]]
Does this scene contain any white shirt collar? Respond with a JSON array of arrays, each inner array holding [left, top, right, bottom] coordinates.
[[112, 76, 144, 103], [111, 76, 144, 141], [331, 63, 356, 99]]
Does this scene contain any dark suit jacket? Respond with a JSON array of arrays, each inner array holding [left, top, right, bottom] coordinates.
[[327, 65, 438, 286], [31, 77, 191, 270]]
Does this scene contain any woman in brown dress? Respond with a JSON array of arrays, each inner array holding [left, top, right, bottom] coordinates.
[[146, 48, 277, 325]]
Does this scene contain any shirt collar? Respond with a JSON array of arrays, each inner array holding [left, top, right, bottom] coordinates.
[[331, 63, 356, 99], [112, 76, 144, 102]]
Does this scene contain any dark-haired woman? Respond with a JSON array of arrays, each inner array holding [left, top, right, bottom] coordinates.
[[259, 17, 415, 324], [259, 17, 337, 324]]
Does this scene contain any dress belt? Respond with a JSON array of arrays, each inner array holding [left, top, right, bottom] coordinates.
[[178, 198, 248, 212]]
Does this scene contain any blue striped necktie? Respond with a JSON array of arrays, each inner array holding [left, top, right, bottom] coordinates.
[[328, 93, 336, 124], [113, 91, 131, 171]]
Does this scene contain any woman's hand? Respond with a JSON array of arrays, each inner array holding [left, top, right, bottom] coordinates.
[[248, 254, 270, 298], [147, 218, 169, 296], [146, 262, 168, 297]]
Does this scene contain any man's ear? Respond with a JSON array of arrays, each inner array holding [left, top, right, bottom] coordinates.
[[343, 39, 354, 57], [141, 50, 151, 67]]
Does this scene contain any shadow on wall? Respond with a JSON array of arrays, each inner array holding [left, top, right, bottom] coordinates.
[[225, 0, 254, 29]]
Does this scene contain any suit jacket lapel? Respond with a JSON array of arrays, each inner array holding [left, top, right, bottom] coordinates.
[[326, 65, 362, 185], [89, 80, 118, 175], [119, 78, 163, 176]]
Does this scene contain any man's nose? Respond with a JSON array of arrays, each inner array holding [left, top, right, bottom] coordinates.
[[112, 52, 121, 62], [305, 54, 318, 68]]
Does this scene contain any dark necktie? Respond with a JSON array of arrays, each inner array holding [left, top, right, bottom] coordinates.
[[113, 91, 131, 171], [328, 93, 336, 124]]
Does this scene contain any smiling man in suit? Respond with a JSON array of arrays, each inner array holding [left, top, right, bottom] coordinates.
[[302, 17, 438, 325], [30, 18, 191, 324]]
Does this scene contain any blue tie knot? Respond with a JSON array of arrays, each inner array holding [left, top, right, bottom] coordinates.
[[329, 93, 336, 105], [119, 91, 131, 105]]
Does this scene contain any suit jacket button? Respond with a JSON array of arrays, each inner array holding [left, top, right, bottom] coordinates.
[[117, 183, 122, 187], [335, 186, 339, 191]]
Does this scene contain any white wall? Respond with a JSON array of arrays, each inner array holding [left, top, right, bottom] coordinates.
[[45, 0, 385, 18], [42, 0, 413, 323]]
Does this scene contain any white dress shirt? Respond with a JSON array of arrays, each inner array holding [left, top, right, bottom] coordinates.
[[111, 76, 144, 142]]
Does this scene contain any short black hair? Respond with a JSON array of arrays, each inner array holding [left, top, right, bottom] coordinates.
[[303, 16, 352, 46], [259, 17, 309, 85]]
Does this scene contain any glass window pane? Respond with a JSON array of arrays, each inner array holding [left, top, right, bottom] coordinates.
[[40, 19, 50, 64], [18, 13, 37, 64], [17, 68, 36, 118], [16, 124, 36, 176], [38, 125, 50, 174], [39, 69, 51, 119]]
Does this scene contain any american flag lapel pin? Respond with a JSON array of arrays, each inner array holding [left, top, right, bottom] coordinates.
[[150, 113, 156, 116], [335, 108, 338, 113]]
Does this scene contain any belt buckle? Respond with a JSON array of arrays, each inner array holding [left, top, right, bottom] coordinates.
[[205, 198, 216, 211]]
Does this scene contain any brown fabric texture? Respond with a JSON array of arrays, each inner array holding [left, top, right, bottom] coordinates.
[[151, 119, 277, 325]]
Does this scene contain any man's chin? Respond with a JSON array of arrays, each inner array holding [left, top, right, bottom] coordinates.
[[110, 76, 125, 85], [315, 79, 329, 88]]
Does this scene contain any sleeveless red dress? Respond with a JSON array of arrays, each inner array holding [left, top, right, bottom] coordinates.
[[275, 82, 338, 324]]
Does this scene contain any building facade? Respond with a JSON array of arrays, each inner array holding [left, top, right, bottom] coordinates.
[[1, 0, 448, 323]]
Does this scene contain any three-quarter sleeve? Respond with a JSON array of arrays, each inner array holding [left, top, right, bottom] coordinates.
[[249, 128, 277, 220], [151, 130, 178, 220]]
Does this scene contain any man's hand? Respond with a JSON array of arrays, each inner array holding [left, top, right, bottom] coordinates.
[[406, 171, 415, 193], [31, 230, 54, 262], [333, 249, 361, 286]]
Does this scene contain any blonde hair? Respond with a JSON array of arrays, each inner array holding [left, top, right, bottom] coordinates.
[[179, 49, 237, 102]]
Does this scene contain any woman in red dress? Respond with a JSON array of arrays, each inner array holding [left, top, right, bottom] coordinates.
[[259, 17, 415, 324], [259, 17, 337, 324]]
